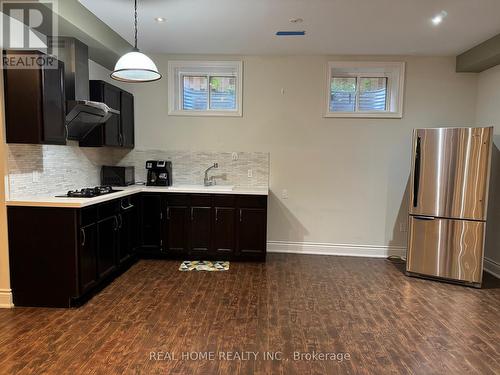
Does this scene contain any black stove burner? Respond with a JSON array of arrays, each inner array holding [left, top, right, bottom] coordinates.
[[63, 186, 119, 198]]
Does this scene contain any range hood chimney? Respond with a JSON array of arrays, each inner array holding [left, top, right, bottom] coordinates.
[[50, 37, 119, 140]]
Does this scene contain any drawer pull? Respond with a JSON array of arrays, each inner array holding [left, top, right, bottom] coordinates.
[[80, 228, 86, 247]]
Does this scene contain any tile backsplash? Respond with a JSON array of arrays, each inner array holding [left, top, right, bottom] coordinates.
[[6, 143, 269, 199]]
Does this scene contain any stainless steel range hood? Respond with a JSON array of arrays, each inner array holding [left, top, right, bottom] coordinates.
[[51, 37, 119, 140]]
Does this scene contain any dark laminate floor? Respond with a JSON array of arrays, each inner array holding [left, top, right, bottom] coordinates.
[[0, 254, 499, 375]]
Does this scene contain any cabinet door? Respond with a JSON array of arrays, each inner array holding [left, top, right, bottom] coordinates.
[[118, 204, 138, 264], [97, 215, 118, 278], [103, 84, 121, 147], [213, 207, 236, 256], [189, 206, 212, 256], [165, 206, 189, 255], [4, 51, 65, 145], [140, 195, 163, 253], [79, 223, 98, 294], [120, 91, 134, 148], [41, 60, 66, 144], [237, 208, 267, 257]]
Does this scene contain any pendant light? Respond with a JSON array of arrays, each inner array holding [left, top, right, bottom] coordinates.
[[111, 0, 162, 83]]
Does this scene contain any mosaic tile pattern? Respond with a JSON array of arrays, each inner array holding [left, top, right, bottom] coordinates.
[[6, 143, 269, 199], [117, 150, 269, 187]]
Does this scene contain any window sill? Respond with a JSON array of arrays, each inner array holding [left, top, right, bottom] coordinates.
[[324, 111, 402, 119], [168, 109, 242, 117]]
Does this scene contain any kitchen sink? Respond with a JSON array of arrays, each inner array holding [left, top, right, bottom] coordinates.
[[168, 185, 235, 192]]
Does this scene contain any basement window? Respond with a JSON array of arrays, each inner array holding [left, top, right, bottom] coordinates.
[[168, 61, 243, 116], [326, 61, 405, 118]]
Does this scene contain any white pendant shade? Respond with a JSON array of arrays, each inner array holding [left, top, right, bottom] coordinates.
[[111, 51, 162, 83]]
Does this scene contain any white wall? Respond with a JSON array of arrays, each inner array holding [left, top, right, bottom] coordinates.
[[476, 64, 500, 272], [131, 55, 478, 254]]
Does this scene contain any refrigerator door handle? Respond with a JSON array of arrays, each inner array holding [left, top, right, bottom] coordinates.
[[413, 136, 422, 208], [413, 215, 435, 221]]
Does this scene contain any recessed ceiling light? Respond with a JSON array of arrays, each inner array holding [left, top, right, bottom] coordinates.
[[289, 17, 303, 24], [431, 11, 447, 26], [154, 17, 166, 23]]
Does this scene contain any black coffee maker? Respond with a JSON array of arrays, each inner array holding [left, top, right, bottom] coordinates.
[[146, 160, 172, 186]]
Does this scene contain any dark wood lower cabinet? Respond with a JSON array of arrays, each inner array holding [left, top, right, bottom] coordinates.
[[8, 195, 140, 307], [237, 208, 267, 257], [7, 193, 266, 307], [97, 215, 118, 279], [213, 207, 236, 257], [118, 196, 138, 264], [139, 194, 163, 254], [152, 193, 267, 260], [190, 206, 212, 256], [79, 222, 98, 295], [165, 205, 190, 255]]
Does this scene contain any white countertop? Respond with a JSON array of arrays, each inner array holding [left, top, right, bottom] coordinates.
[[6, 185, 269, 208]]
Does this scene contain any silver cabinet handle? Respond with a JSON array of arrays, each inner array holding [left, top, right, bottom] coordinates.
[[215, 208, 218, 222], [118, 213, 123, 229], [166, 207, 170, 220], [239, 209, 243, 223], [191, 207, 194, 221], [114, 216, 119, 230], [414, 216, 435, 221], [120, 200, 134, 210], [81, 228, 86, 247]]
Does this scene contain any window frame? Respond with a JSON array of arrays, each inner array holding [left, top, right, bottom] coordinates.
[[325, 61, 405, 118], [168, 60, 243, 117]]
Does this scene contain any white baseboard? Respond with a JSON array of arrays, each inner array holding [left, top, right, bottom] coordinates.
[[484, 258, 500, 279], [0, 289, 13, 308], [267, 241, 406, 258]]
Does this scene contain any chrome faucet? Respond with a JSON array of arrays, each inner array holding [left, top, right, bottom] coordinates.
[[204, 163, 219, 186]]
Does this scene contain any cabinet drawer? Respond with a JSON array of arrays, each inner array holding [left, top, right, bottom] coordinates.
[[237, 195, 267, 208], [166, 194, 189, 206], [214, 195, 236, 207], [98, 200, 120, 218], [191, 194, 212, 207], [80, 207, 97, 226]]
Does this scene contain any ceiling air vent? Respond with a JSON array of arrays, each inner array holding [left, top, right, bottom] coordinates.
[[276, 31, 306, 36]]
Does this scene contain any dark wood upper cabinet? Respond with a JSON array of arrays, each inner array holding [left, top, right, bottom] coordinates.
[[120, 91, 135, 148], [103, 84, 121, 147], [3, 50, 66, 145], [80, 80, 134, 148]]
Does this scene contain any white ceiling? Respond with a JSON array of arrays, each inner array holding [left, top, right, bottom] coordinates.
[[79, 0, 500, 56]]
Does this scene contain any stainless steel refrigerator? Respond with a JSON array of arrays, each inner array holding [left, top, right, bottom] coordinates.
[[407, 126, 497, 287]]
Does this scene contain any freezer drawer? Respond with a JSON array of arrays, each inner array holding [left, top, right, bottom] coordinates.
[[409, 127, 492, 221], [407, 216, 485, 284]]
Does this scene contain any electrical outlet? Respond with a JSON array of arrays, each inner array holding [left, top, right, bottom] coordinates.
[[282, 189, 289, 199], [399, 222, 407, 232], [32, 171, 40, 183], [232, 152, 238, 161], [247, 169, 253, 178]]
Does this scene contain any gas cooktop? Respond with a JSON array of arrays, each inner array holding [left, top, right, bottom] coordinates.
[[56, 186, 122, 198]]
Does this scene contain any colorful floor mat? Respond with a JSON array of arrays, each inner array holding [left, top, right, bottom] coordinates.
[[179, 261, 230, 272]]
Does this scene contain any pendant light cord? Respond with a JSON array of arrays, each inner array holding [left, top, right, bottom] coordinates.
[[134, 0, 139, 51]]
